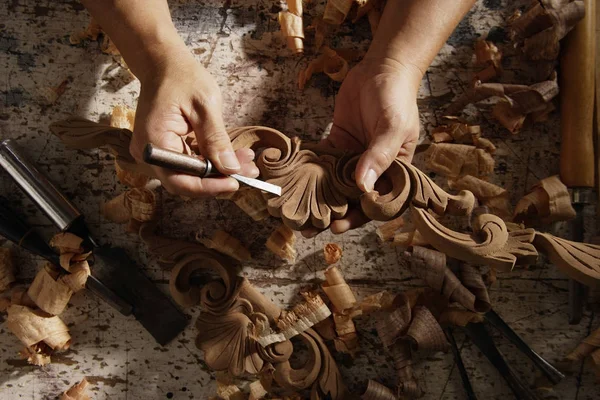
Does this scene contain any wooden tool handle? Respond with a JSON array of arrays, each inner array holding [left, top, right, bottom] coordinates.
[[560, 0, 596, 188]]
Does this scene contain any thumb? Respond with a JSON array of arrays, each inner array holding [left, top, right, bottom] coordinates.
[[355, 129, 399, 193], [189, 103, 241, 174]]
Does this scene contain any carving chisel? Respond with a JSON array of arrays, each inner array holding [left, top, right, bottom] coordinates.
[[445, 327, 477, 400], [559, 0, 596, 324], [0, 139, 188, 346], [143, 143, 282, 196]]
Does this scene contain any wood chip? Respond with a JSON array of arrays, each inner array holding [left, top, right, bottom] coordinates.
[[199, 230, 251, 262], [219, 187, 270, 221], [50, 233, 84, 253], [324, 243, 342, 265], [514, 175, 576, 225], [266, 224, 297, 263], [375, 216, 405, 242], [19, 343, 52, 366], [249, 380, 268, 400], [361, 379, 396, 400], [278, 0, 304, 54], [276, 292, 331, 339], [425, 143, 494, 179], [60, 378, 91, 400], [322, 265, 356, 312], [298, 46, 352, 89], [6, 305, 71, 351], [323, 0, 354, 25], [27, 264, 73, 315]]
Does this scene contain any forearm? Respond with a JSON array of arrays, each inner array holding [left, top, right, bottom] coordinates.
[[81, 0, 188, 82], [366, 0, 476, 81]]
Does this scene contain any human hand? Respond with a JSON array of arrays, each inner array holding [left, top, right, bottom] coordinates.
[[303, 57, 422, 237], [129, 48, 258, 197]]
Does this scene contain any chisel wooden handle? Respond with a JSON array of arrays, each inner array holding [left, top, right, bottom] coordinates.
[[559, 0, 596, 187]]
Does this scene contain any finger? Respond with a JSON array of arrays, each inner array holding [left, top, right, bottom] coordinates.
[[330, 209, 370, 234], [235, 148, 260, 178], [354, 125, 399, 193], [188, 98, 242, 175], [397, 140, 418, 164], [154, 166, 239, 198], [323, 124, 365, 152]]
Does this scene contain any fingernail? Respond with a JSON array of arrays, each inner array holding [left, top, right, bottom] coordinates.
[[250, 166, 260, 177], [360, 169, 378, 192], [218, 151, 241, 171]]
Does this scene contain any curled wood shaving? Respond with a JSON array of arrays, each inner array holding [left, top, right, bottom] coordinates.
[[324, 243, 342, 265], [11, 287, 36, 308], [6, 305, 71, 351], [60, 378, 91, 400], [332, 312, 359, 356], [376, 216, 405, 242], [50, 233, 84, 254], [0, 296, 10, 312], [40, 78, 70, 105], [266, 224, 297, 263], [431, 118, 482, 144], [514, 175, 576, 225], [279, 0, 304, 54], [102, 188, 158, 229], [390, 340, 421, 398], [298, 46, 353, 89], [425, 143, 494, 179], [405, 306, 449, 353], [276, 292, 331, 339], [216, 381, 245, 400], [322, 265, 356, 312], [492, 100, 527, 133], [361, 379, 397, 400], [0, 247, 16, 293], [249, 380, 268, 400], [110, 105, 135, 130], [408, 246, 490, 313], [323, 0, 354, 25], [392, 226, 428, 248], [198, 230, 252, 262], [19, 343, 52, 366], [359, 291, 395, 314], [510, 0, 585, 60], [448, 175, 511, 219], [565, 327, 600, 364], [254, 316, 286, 347], [218, 187, 270, 221], [27, 264, 73, 315], [102, 192, 131, 224]]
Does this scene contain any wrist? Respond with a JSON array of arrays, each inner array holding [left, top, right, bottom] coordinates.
[[360, 56, 423, 96]]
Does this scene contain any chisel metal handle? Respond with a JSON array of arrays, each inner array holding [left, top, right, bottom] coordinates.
[[445, 327, 477, 400], [0, 139, 81, 231], [143, 144, 216, 178], [485, 310, 564, 384]]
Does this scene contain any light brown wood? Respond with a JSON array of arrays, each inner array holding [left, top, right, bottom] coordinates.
[[513, 175, 576, 225], [559, 0, 596, 187]]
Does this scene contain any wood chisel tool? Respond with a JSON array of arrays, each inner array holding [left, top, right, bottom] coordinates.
[[143, 143, 282, 196], [559, 0, 596, 324], [445, 327, 477, 400], [0, 139, 188, 346]]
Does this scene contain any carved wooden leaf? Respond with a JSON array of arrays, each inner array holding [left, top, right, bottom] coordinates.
[[533, 233, 600, 286], [412, 207, 537, 271], [195, 299, 264, 376]]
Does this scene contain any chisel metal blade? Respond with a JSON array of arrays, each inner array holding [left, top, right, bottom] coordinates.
[[230, 173, 281, 196]]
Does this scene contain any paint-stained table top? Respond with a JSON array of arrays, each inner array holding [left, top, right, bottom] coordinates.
[[0, 0, 598, 399]]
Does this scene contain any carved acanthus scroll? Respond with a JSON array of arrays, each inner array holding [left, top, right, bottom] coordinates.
[[50, 118, 600, 287]]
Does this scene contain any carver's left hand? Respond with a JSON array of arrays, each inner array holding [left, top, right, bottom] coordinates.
[[302, 58, 421, 238]]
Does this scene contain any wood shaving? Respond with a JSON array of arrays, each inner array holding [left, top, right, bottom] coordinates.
[[0, 296, 10, 312], [19, 343, 52, 366], [510, 0, 585, 60], [562, 327, 600, 374], [40, 78, 70, 105], [322, 265, 356, 312], [492, 100, 527, 133], [439, 306, 484, 327], [249, 380, 268, 400], [448, 175, 511, 219], [218, 187, 270, 221], [392, 226, 429, 248], [110, 105, 135, 130], [276, 292, 331, 339], [375, 216, 405, 242], [102, 188, 158, 229], [278, 0, 304, 54], [361, 379, 396, 400], [50, 233, 84, 254], [266, 224, 297, 263], [198, 230, 251, 262], [332, 312, 359, 356], [298, 46, 352, 89], [359, 291, 395, 314], [60, 378, 91, 400], [0, 247, 16, 293], [431, 118, 482, 144], [11, 287, 36, 308], [27, 263, 73, 315], [323, 0, 354, 25], [473, 39, 502, 82], [323, 243, 342, 265], [514, 175, 576, 225], [6, 304, 71, 351], [425, 143, 495, 179]]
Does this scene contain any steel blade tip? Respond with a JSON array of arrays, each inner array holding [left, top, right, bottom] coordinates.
[[231, 174, 282, 196]]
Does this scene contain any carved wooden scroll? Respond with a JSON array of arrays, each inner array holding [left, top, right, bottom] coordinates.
[[140, 226, 350, 398], [50, 118, 600, 286]]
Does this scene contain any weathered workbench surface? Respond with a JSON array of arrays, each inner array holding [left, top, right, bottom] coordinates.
[[1, 0, 598, 399]]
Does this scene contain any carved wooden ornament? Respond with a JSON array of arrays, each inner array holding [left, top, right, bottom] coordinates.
[[50, 118, 600, 286]]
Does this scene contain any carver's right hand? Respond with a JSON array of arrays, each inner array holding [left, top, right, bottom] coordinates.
[[129, 49, 259, 197]]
